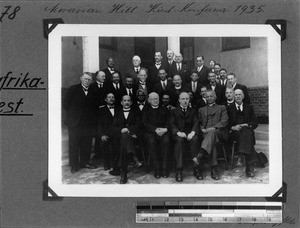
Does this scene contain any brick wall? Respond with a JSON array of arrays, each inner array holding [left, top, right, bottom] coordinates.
[[248, 86, 269, 124]]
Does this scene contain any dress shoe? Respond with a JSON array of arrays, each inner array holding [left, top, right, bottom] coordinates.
[[162, 169, 169, 178], [175, 170, 183, 182], [71, 168, 78, 173], [81, 164, 97, 169], [211, 166, 220, 180], [193, 168, 203, 180], [192, 157, 200, 166], [246, 165, 255, 177], [109, 169, 121, 176], [154, 169, 161, 178], [134, 161, 143, 169], [120, 172, 128, 184]]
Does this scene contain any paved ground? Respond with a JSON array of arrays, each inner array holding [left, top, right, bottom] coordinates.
[[61, 125, 269, 185]]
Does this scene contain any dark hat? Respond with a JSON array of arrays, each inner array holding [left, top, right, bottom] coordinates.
[[257, 152, 268, 167]]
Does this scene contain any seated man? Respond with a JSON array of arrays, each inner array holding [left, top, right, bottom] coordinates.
[[97, 93, 119, 173], [227, 89, 258, 177], [198, 90, 228, 180], [111, 95, 141, 184], [142, 92, 170, 178], [170, 92, 199, 182]]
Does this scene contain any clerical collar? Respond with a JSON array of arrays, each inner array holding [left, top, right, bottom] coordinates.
[[123, 108, 131, 112], [151, 105, 159, 109], [227, 100, 234, 104], [175, 86, 181, 89], [208, 103, 215, 107]]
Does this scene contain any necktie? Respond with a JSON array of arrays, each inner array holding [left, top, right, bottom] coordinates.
[[238, 105, 241, 112], [162, 81, 166, 90], [129, 89, 132, 97], [136, 68, 139, 74], [192, 82, 196, 93]]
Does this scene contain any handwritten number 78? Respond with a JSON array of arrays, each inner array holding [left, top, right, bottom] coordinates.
[[0, 6, 21, 22], [234, 5, 265, 15]]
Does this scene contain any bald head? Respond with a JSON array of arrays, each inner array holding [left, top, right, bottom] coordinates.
[[96, 71, 106, 83]]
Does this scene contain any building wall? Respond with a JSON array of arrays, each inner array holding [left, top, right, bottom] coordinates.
[[62, 37, 83, 88], [194, 37, 268, 87]]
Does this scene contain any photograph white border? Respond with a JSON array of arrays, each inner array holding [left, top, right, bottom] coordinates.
[[48, 24, 282, 197]]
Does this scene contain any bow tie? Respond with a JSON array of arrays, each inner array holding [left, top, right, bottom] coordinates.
[[138, 102, 145, 105], [109, 67, 114, 71], [108, 106, 114, 109]]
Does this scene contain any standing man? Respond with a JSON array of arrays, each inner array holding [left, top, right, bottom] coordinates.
[[63, 72, 97, 173], [111, 95, 141, 184], [206, 71, 226, 105], [214, 63, 221, 83], [149, 51, 168, 85], [125, 55, 142, 86], [185, 71, 202, 101], [89, 70, 107, 108], [227, 73, 251, 104], [219, 68, 228, 86], [170, 92, 199, 182], [143, 92, 170, 178], [106, 71, 125, 107], [170, 53, 190, 85], [136, 68, 152, 97], [101, 57, 122, 85], [198, 90, 228, 180], [153, 68, 173, 98], [194, 56, 210, 86], [89, 70, 107, 160], [195, 85, 208, 111], [97, 93, 119, 172], [166, 49, 176, 77], [227, 89, 258, 177], [122, 77, 138, 105]]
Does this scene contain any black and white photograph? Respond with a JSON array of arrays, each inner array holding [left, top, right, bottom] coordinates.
[[48, 24, 282, 197]]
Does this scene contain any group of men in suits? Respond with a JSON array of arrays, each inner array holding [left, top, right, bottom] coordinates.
[[63, 50, 259, 183]]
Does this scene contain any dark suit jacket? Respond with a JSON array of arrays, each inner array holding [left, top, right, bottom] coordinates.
[[153, 80, 173, 98], [233, 83, 251, 104], [101, 67, 122, 86], [206, 83, 226, 105], [105, 82, 125, 106], [136, 81, 153, 95], [193, 65, 210, 86], [142, 105, 169, 134], [111, 108, 141, 137], [121, 86, 138, 105], [227, 103, 258, 130], [166, 60, 176, 78], [125, 68, 140, 86], [170, 107, 199, 135], [97, 105, 119, 137], [63, 84, 97, 128], [170, 63, 190, 85], [89, 82, 107, 108], [148, 62, 169, 85], [185, 81, 202, 100], [195, 98, 207, 111]]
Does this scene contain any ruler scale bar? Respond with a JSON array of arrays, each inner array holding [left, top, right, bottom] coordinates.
[[136, 201, 282, 224]]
